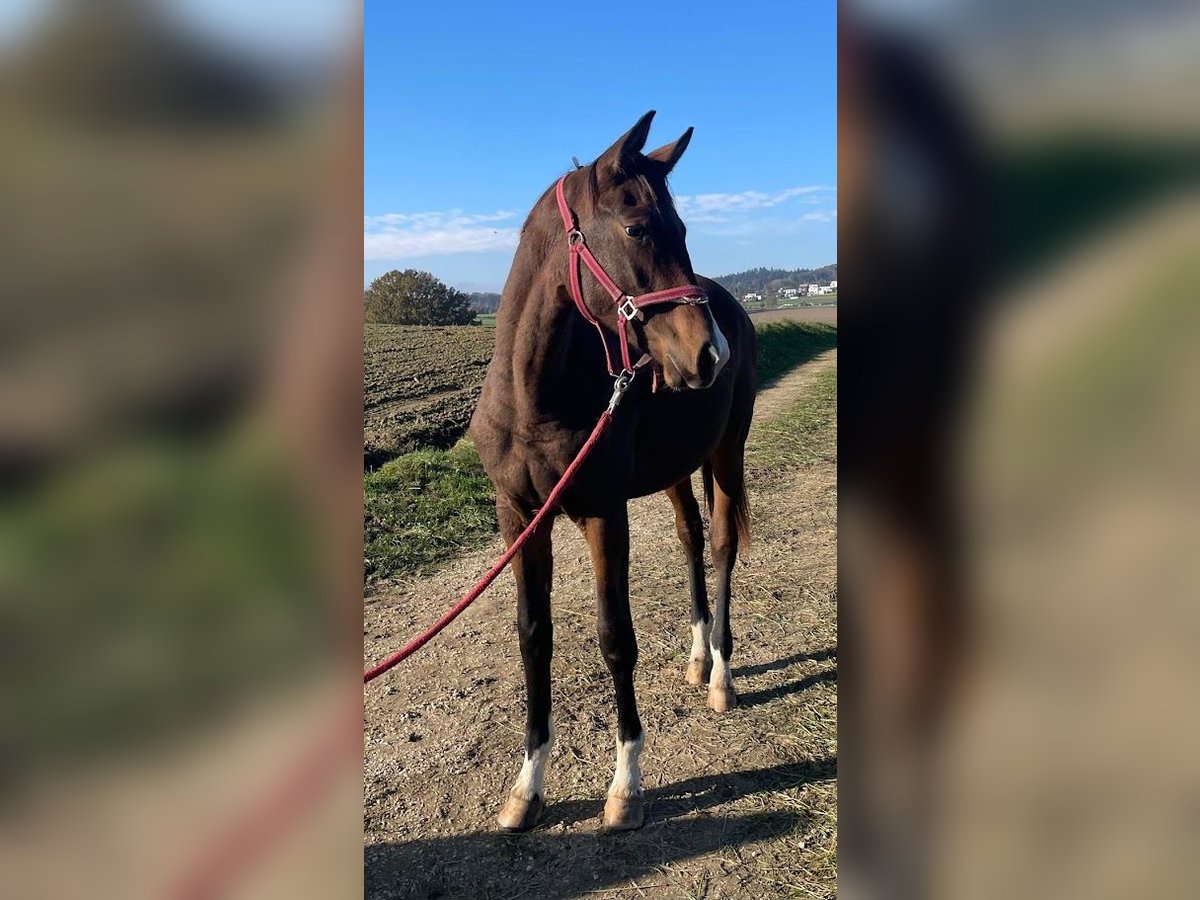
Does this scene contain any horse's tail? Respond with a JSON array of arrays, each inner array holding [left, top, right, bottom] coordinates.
[[734, 486, 751, 549], [701, 460, 752, 549], [701, 460, 715, 518]]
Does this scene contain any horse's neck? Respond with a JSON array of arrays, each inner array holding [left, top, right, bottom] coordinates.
[[500, 281, 607, 427]]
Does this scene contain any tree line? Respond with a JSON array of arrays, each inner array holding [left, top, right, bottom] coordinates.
[[713, 265, 838, 300]]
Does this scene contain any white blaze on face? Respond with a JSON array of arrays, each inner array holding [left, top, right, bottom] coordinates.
[[608, 734, 644, 799], [690, 619, 712, 666], [707, 309, 730, 376], [510, 720, 554, 801]]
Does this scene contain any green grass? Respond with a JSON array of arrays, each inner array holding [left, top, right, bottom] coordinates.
[[364, 320, 837, 583], [755, 320, 838, 386], [364, 440, 497, 580], [748, 369, 838, 480]]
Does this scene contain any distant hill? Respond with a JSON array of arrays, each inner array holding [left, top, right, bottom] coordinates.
[[712, 266, 837, 301], [468, 291, 502, 313], [466, 266, 837, 312]]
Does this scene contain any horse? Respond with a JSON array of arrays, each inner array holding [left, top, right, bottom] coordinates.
[[468, 110, 756, 832]]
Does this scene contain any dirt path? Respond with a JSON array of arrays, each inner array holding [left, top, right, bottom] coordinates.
[[748, 305, 837, 325], [364, 351, 838, 900]]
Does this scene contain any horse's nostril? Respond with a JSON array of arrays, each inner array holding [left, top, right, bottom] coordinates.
[[696, 342, 715, 383]]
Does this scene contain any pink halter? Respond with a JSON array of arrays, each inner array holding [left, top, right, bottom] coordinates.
[[555, 174, 708, 381]]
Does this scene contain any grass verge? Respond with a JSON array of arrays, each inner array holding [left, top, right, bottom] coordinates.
[[755, 321, 837, 387], [748, 369, 838, 480]]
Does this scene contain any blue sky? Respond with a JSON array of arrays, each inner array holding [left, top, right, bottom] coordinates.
[[365, 1, 836, 292]]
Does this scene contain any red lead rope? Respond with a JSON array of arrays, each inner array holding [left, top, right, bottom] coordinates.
[[175, 397, 625, 898], [178, 384, 627, 900], [363, 375, 630, 682]]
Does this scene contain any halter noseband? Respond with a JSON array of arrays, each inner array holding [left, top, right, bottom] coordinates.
[[554, 174, 708, 386]]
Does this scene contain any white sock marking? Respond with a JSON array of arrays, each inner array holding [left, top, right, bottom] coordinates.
[[510, 720, 554, 801], [690, 620, 712, 666], [608, 734, 644, 799], [710, 643, 732, 691]]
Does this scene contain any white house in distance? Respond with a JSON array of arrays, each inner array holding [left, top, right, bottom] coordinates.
[[829, 280, 837, 291], [780, 287, 800, 300], [743, 292, 762, 303]]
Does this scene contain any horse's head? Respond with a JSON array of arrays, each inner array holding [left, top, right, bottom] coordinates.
[[564, 111, 729, 390]]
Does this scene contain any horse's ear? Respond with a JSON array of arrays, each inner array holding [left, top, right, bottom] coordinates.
[[596, 110, 656, 176], [646, 127, 694, 175]]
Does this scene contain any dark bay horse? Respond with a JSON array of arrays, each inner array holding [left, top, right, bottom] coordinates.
[[469, 111, 756, 832]]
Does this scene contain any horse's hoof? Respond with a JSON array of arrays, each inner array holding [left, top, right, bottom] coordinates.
[[684, 658, 710, 686], [707, 685, 738, 712], [498, 793, 544, 832], [603, 794, 645, 831]]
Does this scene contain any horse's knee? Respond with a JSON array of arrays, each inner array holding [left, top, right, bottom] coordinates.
[[711, 527, 735, 567], [598, 620, 638, 673], [674, 514, 703, 555], [517, 613, 552, 662]]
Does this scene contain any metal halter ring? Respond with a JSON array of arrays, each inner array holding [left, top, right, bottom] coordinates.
[[566, 229, 585, 247], [617, 296, 641, 321], [607, 369, 636, 412]]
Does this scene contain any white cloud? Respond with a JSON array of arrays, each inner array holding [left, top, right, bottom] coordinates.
[[362, 187, 835, 261], [363, 208, 521, 259], [363, 209, 518, 229], [674, 185, 833, 223], [364, 229, 520, 258], [801, 209, 838, 223], [695, 209, 839, 240]]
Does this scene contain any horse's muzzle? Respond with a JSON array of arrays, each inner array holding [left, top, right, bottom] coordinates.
[[681, 335, 729, 390], [687, 313, 731, 389]]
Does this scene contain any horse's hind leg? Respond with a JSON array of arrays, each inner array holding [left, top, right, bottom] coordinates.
[[581, 505, 645, 831], [496, 497, 555, 832], [666, 479, 711, 685], [708, 439, 750, 712]]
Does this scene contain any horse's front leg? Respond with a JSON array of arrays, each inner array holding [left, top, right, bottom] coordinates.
[[581, 505, 645, 831], [497, 496, 555, 832]]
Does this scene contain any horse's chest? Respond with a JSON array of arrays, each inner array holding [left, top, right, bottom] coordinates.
[[473, 380, 732, 510], [627, 413, 725, 496]]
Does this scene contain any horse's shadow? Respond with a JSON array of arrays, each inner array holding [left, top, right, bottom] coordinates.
[[738, 667, 837, 709], [365, 757, 836, 900], [733, 647, 836, 679], [719, 646, 837, 709]]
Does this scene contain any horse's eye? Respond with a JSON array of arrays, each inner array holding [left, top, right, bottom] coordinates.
[[624, 224, 646, 239]]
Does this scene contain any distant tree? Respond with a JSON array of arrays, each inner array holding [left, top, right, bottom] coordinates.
[[467, 291, 503, 314], [365, 269, 475, 325]]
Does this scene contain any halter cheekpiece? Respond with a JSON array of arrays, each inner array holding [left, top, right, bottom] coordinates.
[[554, 174, 708, 393]]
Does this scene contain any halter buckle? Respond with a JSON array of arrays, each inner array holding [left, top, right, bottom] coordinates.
[[617, 296, 642, 322]]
